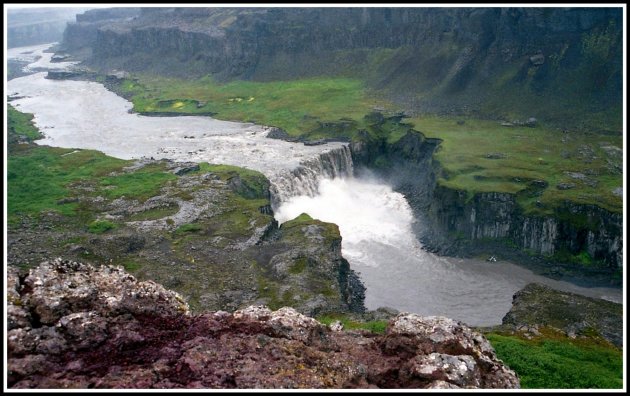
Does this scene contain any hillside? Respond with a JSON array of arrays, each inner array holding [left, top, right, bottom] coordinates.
[[61, 7, 623, 132]]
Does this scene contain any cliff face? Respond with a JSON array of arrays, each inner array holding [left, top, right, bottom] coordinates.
[[350, 118, 623, 278], [61, 7, 622, 129], [61, 8, 140, 53], [422, 186, 623, 271], [7, 259, 520, 389]]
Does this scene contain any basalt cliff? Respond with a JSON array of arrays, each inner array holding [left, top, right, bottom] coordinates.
[[60, 7, 622, 131]]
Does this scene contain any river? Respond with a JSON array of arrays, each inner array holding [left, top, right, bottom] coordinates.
[[6, 43, 622, 326]]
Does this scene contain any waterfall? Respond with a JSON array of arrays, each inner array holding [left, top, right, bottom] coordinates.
[[269, 145, 354, 208]]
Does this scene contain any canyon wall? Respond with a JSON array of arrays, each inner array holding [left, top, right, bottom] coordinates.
[[60, 7, 622, 129], [350, 120, 622, 278]]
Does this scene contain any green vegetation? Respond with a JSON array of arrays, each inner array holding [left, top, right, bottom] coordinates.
[[118, 75, 377, 136], [121, 260, 142, 272], [198, 163, 269, 199], [87, 220, 117, 234], [317, 313, 388, 334], [487, 331, 622, 389], [100, 163, 176, 202], [8, 146, 125, 221], [8, 104, 42, 143], [281, 213, 341, 246], [410, 116, 622, 214], [288, 257, 308, 274], [175, 223, 203, 234], [550, 249, 599, 268], [7, 107, 179, 225]]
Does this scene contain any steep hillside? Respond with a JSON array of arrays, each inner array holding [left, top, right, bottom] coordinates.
[[61, 7, 623, 132]]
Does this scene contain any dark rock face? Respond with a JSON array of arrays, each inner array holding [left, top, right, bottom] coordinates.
[[502, 283, 622, 347], [422, 185, 623, 272], [7, 259, 519, 389], [59, 7, 621, 128], [61, 8, 141, 53]]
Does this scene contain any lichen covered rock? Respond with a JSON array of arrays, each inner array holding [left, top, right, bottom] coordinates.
[[8, 260, 519, 389]]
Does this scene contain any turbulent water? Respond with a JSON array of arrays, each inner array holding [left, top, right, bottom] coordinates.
[[275, 177, 622, 324], [7, 44, 622, 326]]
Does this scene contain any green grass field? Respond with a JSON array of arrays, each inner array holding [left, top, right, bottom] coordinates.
[[7, 105, 177, 225], [118, 75, 378, 136]]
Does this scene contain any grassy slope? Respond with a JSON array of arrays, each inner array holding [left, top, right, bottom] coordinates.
[[486, 330, 623, 389]]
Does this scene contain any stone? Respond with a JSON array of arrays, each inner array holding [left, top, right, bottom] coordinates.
[[502, 283, 622, 347], [330, 320, 344, 331], [525, 117, 537, 127], [7, 260, 520, 389], [529, 53, 545, 66], [556, 183, 576, 190]]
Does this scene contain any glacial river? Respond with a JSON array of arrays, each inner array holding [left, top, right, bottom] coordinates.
[[6, 44, 622, 326]]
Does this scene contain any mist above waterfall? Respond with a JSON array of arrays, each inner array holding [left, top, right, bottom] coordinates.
[[275, 176, 417, 255]]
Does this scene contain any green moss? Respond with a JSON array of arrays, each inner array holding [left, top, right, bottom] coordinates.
[[88, 220, 117, 234], [174, 223, 203, 234], [486, 332, 622, 389], [288, 257, 308, 275]]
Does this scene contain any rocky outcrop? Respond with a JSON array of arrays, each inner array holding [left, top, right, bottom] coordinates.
[[61, 8, 141, 53], [7, 259, 519, 389], [501, 283, 622, 347]]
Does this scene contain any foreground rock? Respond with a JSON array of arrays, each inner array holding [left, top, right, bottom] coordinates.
[[502, 283, 622, 347], [8, 259, 519, 389]]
